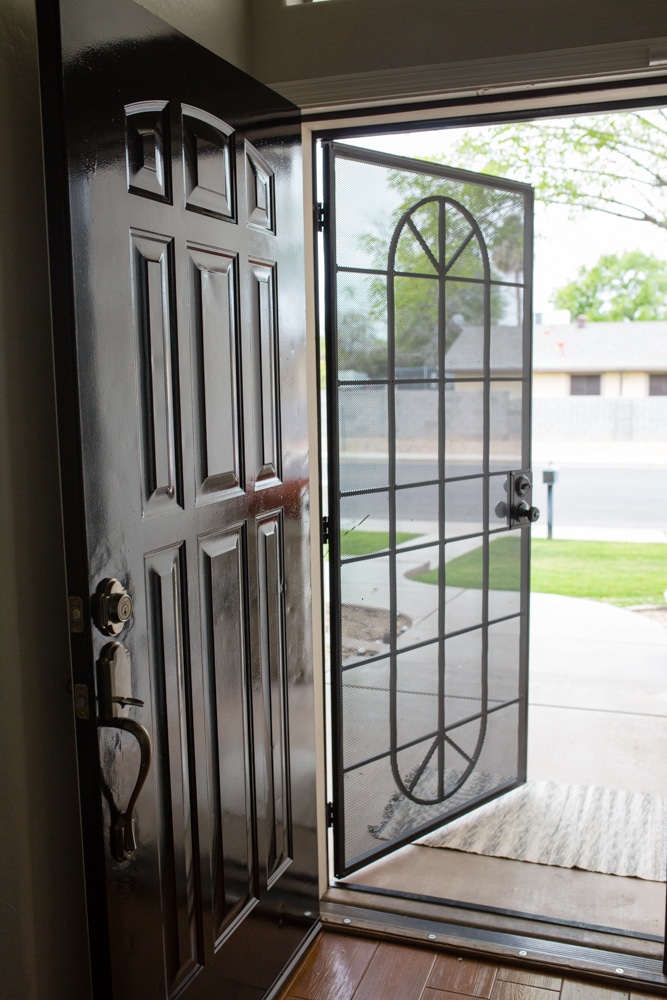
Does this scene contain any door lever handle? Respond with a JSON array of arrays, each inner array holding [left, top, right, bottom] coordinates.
[[111, 695, 144, 709], [97, 641, 152, 861]]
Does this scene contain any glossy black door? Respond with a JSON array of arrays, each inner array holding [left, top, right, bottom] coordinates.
[[37, 1, 318, 997]]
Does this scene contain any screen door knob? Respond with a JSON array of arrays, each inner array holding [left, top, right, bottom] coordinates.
[[513, 501, 540, 523], [93, 578, 133, 635]]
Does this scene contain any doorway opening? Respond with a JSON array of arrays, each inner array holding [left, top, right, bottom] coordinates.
[[317, 105, 667, 962]]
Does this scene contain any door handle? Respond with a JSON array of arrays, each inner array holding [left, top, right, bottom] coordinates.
[[101, 716, 152, 861], [494, 499, 540, 523], [97, 642, 152, 862], [513, 500, 540, 523]]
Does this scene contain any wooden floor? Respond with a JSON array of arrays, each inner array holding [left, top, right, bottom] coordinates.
[[277, 931, 661, 1000]]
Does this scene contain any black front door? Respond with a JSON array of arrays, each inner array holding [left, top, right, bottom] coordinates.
[[37, 0, 318, 997]]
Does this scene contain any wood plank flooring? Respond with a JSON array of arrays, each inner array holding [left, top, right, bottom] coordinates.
[[277, 932, 661, 1000]]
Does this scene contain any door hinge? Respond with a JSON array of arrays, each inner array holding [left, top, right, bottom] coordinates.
[[326, 801, 334, 828], [315, 202, 326, 232], [68, 595, 84, 634], [73, 683, 90, 720], [322, 515, 330, 545]]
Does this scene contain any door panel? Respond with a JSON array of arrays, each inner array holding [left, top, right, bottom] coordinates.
[[198, 525, 256, 940], [324, 142, 535, 876], [189, 244, 243, 496], [37, 0, 318, 996]]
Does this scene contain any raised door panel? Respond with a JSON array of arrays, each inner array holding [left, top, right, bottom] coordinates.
[[182, 106, 235, 221], [250, 261, 281, 485], [188, 244, 244, 499], [130, 230, 182, 512], [257, 512, 291, 884], [125, 100, 172, 203], [199, 526, 257, 945], [145, 545, 200, 996]]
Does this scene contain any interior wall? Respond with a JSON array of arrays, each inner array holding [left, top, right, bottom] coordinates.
[[135, 0, 251, 71], [0, 1, 90, 998]]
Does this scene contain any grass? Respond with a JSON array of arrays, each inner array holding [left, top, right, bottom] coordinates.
[[339, 529, 421, 556], [414, 535, 667, 607]]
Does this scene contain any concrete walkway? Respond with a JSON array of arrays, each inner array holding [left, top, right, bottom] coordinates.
[[528, 592, 667, 793], [335, 523, 667, 801]]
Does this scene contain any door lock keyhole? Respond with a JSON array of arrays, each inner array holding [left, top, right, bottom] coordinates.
[[93, 578, 133, 636]]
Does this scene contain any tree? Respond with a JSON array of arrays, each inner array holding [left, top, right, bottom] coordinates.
[[552, 250, 667, 322], [447, 110, 667, 231], [361, 172, 526, 366], [336, 281, 387, 376]]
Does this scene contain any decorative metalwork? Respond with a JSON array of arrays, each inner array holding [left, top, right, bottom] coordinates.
[[325, 142, 533, 876], [387, 196, 491, 807]]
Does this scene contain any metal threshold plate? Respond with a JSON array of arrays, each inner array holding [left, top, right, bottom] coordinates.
[[320, 897, 666, 992]]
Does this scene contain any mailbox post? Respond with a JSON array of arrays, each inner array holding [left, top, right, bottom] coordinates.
[[542, 466, 559, 540]]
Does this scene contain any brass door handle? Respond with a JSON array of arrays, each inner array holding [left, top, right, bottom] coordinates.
[[97, 642, 152, 862]]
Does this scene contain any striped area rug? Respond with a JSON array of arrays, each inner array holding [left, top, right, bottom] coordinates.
[[417, 781, 667, 881]]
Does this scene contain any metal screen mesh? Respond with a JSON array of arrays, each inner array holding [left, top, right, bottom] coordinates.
[[326, 143, 533, 875]]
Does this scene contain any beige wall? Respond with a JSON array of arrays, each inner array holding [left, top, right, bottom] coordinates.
[[249, 0, 667, 108], [128, 0, 667, 110], [533, 372, 653, 398], [136, 0, 251, 71], [0, 2, 90, 998], [622, 372, 650, 397], [603, 372, 622, 397], [533, 373, 570, 398]]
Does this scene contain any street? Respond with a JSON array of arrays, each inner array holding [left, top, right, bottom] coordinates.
[[531, 464, 667, 531], [331, 460, 667, 532]]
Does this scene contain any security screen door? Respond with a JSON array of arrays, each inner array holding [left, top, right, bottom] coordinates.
[[323, 142, 537, 877]]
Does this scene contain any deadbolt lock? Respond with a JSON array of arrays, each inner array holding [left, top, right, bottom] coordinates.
[[93, 578, 133, 636], [514, 474, 531, 498]]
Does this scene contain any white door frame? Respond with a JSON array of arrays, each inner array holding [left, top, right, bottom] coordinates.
[[301, 76, 667, 970]]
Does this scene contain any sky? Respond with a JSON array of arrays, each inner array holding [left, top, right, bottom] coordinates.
[[342, 123, 667, 318]]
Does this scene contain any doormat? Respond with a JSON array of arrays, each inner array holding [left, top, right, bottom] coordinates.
[[415, 780, 667, 881]]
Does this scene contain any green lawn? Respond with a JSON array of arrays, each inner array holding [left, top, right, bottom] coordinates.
[[338, 529, 421, 557], [414, 535, 667, 607]]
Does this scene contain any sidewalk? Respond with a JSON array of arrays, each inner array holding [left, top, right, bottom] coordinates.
[[333, 517, 667, 665], [335, 520, 667, 790], [528, 593, 667, 793], [531, 523, 667, 543]]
